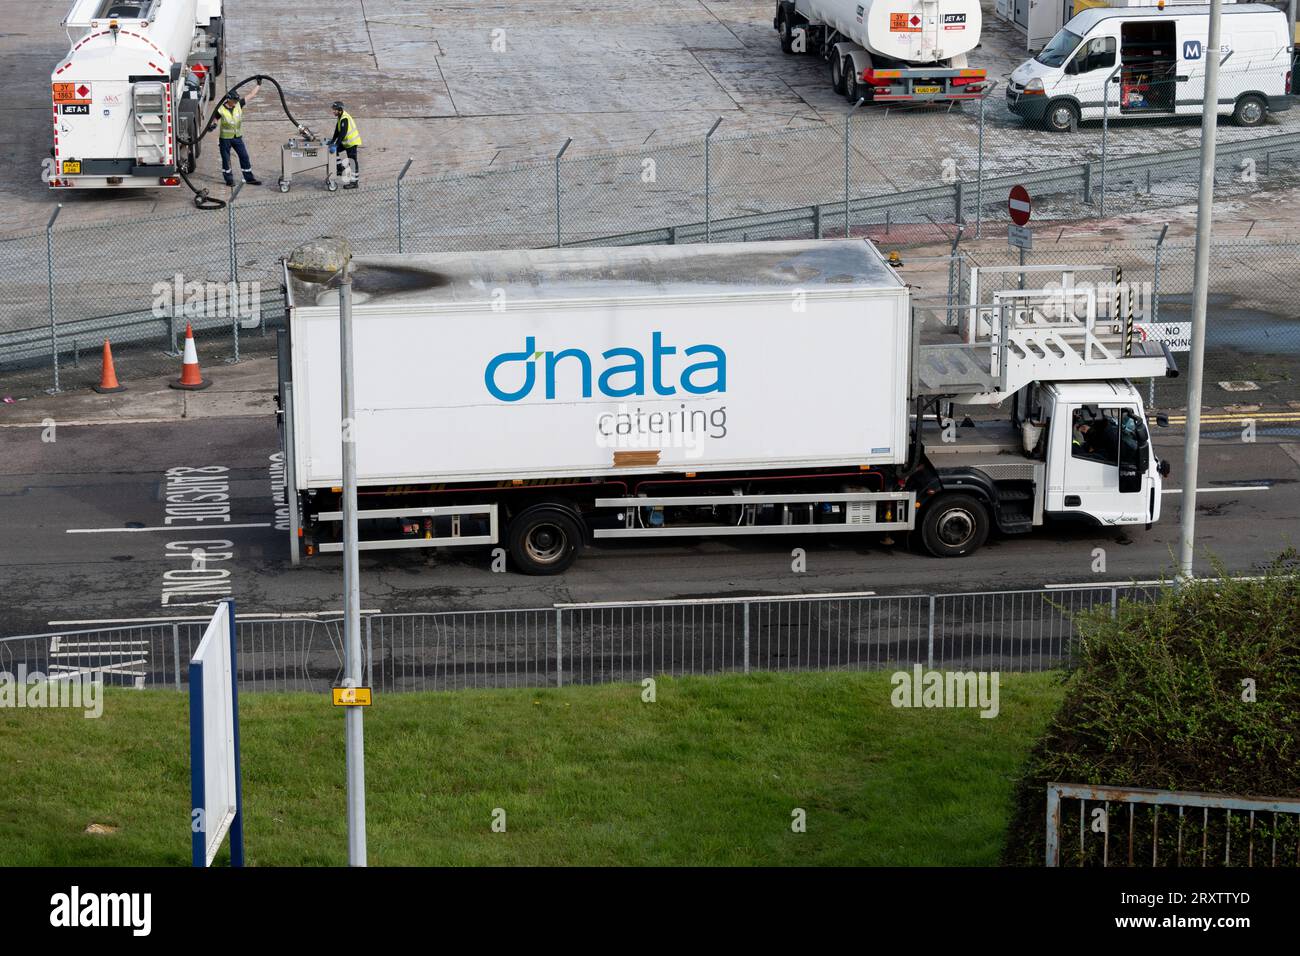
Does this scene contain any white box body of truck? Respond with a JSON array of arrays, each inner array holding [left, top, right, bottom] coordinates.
[[284, 241, 912, 491]]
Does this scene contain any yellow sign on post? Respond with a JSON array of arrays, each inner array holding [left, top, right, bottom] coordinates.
[[332, 687, 372, 707]]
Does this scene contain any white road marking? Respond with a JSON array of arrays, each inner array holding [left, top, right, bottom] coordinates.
[[46, 610, 382, 626], [554, 591, 877, 609], [1160, 486, 1269, 494], [66, 523, 271, 534], [1045, 575, 1271, 590]]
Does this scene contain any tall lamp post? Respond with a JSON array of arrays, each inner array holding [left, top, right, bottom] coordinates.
[[1177, 0, 1225, 583], [285, 237, 367, 866]]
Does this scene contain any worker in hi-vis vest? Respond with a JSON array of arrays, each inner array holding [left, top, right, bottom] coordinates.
[[208, 84, 263, 187], [328, 101, 362, 189]]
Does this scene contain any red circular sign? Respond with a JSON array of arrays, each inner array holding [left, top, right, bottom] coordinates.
[[1008, 185, 1031, 226]]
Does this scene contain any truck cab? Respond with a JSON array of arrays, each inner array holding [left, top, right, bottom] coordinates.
[[917, 378, 1165, 556], [1039, 380, 1164, 527]]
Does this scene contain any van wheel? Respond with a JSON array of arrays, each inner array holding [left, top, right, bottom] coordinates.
[[507, 504, 585, 575], [920, 494, 989, 558], [1044, 100, 1079, 133], [830, 54, 847, 95], [1232, 94, 1266, 128]]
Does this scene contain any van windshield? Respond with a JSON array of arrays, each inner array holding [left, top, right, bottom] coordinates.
[[1035, 28, 1082, 67]]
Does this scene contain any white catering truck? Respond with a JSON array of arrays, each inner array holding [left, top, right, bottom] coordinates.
[[49, 0, 224, 188], [277, 240, 1177, 574], [774, 0, 987, 101], [1007, 3, 1292, 131]]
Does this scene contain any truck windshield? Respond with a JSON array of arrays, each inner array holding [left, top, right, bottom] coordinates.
[[1035, 29, 1082, 67]]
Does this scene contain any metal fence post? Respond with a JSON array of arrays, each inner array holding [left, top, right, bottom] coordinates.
[[555, 607, 564, 688], [975, 85, 989, 238], [172, 623, 181, 690], [743, 601, 750, 674], [227, 181, 241, 287], [365, 614, 374, 687], [845, 98, 865, 238], [46, 203, 62, 393], [554, 137, 571, 248], [927, 595, 936, 669], [704, 117, 722, 242], [813, 203, 822, 239], [946, 225, 964, 327], [1151, 223, 1169, 408], [954, 181, 964, 226], [1111, 586, 1119, 620], [395, 157, 413, 254], [1101, 65, 1120, 219], [1083, 162, 1092, 205]]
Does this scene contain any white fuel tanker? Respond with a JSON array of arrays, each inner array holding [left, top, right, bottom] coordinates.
[[774, 0, 987, 102], [49, 0, 224, 189]]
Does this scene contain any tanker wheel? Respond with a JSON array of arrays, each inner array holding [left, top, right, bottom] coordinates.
[[920, 494, 989, 558], [507, 504, 585, 575], [778, 14, 796, 54], [830, 54, 847, 96]]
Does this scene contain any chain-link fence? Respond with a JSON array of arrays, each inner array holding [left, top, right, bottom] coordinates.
[[4, 71, 1299, 396], [961, 235, 1300, 409]]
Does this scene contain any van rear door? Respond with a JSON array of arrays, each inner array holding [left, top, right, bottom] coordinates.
[[1119, 18, 1177, 113]]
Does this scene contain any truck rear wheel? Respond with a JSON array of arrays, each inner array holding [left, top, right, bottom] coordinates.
[[778, 13, 796, 54], [920, 494, 989, 558], [845, 61, 862, 102], [507, 504, 585, 575], [830, 55, 848, 95]]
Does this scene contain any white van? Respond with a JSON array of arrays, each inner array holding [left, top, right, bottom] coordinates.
[[1007, 4, 1292, 131]]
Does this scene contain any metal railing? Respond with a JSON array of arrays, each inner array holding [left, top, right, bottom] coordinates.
[[0, 583, 1170, 694], [1046, 783, 1300, 867]]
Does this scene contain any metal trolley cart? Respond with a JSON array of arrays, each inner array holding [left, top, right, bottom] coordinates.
[[278, 135, 355, 192]]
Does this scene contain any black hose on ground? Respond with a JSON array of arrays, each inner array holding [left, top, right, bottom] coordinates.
[[177, 74, 316, 210]]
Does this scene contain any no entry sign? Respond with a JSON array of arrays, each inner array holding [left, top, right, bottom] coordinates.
[[1008, 185, 1031, 226]]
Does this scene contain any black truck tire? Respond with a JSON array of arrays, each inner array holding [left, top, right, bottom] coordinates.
[[507, 504, 585, 575], [920, 493, 990, 558]]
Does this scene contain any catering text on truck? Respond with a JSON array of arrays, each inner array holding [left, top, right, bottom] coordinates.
[[1007, 3, 1292, 131], [774, 0, 987, 102], [50, 0, 224, 188], [277, 240, 1177, 575]]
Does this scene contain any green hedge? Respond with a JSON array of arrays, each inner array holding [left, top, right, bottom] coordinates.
[[1002, 557, 1300, 866]]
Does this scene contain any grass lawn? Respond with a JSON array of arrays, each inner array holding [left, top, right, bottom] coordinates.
[[0, 670, 1063, 866]]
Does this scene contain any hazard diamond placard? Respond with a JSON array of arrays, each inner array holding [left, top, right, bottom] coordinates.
[[53, 82, 91, 105]]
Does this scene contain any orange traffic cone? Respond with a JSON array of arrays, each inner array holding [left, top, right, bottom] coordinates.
[[91, 339, 126, 394], [169, 324, 211, 390]]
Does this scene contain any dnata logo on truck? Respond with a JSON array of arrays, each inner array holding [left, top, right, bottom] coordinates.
[[485, 333, 726, 402]]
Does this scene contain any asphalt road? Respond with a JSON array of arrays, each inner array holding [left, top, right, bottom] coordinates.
[[0, 415, 1297, 636]]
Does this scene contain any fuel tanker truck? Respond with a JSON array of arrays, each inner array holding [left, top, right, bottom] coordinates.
[[774, 0, 987, 102], [48, 0, 224, 189]]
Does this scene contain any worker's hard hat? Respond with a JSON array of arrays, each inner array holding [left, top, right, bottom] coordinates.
[[331, 101, 345, 111]]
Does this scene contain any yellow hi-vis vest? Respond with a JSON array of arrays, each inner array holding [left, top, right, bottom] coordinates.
[[217, 102, 243, 139], [336, 110, 362, 148]]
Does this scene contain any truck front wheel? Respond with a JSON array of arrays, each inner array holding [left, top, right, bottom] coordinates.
[[920, 494, 989, 558], [507, 504, 585, 575]]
